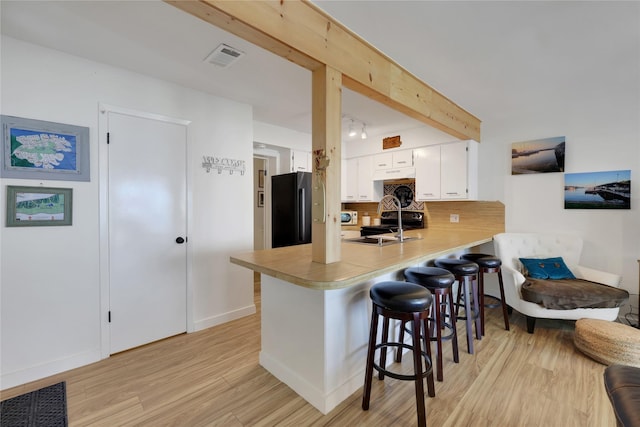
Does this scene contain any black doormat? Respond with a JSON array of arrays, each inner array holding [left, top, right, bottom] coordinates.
[[0, 382, 67, 427]]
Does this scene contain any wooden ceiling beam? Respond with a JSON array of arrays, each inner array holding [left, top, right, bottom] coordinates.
[[166, 0, 481, 141]]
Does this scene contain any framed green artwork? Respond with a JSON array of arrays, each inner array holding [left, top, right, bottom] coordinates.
[[6, 185, 73, 227]]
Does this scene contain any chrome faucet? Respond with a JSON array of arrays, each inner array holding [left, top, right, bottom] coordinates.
[[377, 194, 404, 242]]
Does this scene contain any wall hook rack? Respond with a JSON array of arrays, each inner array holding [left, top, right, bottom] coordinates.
[[202, 155, 246, 175]]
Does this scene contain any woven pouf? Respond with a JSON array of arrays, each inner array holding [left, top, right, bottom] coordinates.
[[574, 318, 640, 368]]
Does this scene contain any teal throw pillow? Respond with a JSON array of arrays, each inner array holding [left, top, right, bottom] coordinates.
[[518, 257, 576, 280]]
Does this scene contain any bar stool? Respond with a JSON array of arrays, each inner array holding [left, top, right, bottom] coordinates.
[[403, 266, 459, 382], [460, 253, 510, 334], [434, 259, 481, 354], [362, 281, 436, 427]]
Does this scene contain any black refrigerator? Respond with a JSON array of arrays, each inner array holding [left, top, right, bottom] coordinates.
[[272, 172, 312, 248]]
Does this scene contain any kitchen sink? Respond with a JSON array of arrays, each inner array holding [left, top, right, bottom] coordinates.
[[342, 235, 422, 246]]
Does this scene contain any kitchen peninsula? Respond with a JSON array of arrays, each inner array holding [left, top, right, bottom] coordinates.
[[230, 201, 504, 414]]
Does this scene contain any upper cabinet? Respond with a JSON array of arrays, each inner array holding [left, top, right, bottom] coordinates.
[[343, 140, 477, 203], [414, 140, 478, 201], [413, 145, 441, 200], [290, 149, 312, 172], [373, 150, 413, 170], [342, 156, 383, 202]]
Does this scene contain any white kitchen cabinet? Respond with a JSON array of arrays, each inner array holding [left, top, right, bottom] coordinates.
[[441, 141, 469, 199], [373, 152, 393, 170], [341, 158, 348, 201], [291, 150, 312, 172], [392, 150, 413, 168], [343, 158, 358, 202], [342, 156, 383, 202], [414, 145, 441, 200], [414, 140, 478, 201], [373, 149, 413, 170]]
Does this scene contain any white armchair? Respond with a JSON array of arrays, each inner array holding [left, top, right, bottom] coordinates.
[[493, 232, 622, 333]]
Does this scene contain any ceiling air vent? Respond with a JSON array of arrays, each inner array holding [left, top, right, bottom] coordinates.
[[204, 43, 245, 68]]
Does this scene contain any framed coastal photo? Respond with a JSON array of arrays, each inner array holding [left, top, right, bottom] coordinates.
[[1, 115, 90, 181], [511, 136, 565, 175], [564, 170, 630, 209], [6, 185, 73, 227]]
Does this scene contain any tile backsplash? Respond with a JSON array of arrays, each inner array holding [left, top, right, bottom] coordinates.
[[381, 180, 424, 211]]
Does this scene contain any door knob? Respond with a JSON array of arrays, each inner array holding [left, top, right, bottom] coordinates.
[[176, 237, 185, 244]]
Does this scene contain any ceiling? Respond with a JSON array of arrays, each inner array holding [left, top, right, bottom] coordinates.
[[1, 1, 638, 143]]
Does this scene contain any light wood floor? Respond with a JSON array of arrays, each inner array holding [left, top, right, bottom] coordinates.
[[2, 279, 617, 426]]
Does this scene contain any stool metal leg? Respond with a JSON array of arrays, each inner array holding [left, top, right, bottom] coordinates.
[[497, 269, 510, 331], [378, 316, 390, 380], [461, 276, 475, 354], [362, 306, 379, 410], [433, 292, 444, 381], [478, 268, 486, 336], [471, 275, 482, 340], [421, 316, 436, 399], [447, 291, 460, 364], [395, 320, 406, 363], [410, 313, 427, 427]]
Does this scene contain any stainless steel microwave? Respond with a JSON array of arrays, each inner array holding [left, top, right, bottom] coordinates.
[[340, 211, 358, 225]]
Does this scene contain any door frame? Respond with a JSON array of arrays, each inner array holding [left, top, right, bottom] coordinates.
[[253, 147, 280, 250], [98, 103, 192, 359]]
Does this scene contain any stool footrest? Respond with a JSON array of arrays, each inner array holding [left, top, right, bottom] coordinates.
[[373, 342, 433, 382], [403, 322, 456, 342], [483, 294, 502, 309]]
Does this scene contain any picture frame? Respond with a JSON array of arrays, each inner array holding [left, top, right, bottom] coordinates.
[[1, 115, 90, 181], [6, 185, 73, 227], [564, 170, 630, 210], [511, 136, 565, 175], [257, 190, 264, 208], [258, 169, 265, 188]]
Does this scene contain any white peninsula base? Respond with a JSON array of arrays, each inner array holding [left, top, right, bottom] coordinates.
[[259, 272, 399, 414]]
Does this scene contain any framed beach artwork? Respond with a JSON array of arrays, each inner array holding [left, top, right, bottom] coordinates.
[[511, 136, 565, 174], [6, 185, 73, 227], [1, 115, 90, 181], [564, 170, 631, 209]]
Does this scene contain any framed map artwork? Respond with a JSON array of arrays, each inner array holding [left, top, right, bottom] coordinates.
[[1, 115, 90, 181]]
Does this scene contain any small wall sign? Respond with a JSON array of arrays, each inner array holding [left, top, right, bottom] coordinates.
[[383, 135, 401, 150]]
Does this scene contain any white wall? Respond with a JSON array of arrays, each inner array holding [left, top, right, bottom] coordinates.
[[0, 37, 254, 388], [344, 124, 456, 159], [254, 121, 311, 153], [477, 103, 639, 294]]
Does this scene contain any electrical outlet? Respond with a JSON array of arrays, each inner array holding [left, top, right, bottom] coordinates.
[[450, 214, 459, 223]]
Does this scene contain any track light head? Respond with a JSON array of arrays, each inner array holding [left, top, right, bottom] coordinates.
[[348, 119, 357, 137]]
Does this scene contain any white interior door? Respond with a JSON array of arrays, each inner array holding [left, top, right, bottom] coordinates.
[[108, 111, 187, 354]]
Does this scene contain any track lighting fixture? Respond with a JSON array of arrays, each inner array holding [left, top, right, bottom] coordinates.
[[348, 119, 357, 137], [343, 115, 368, 140]]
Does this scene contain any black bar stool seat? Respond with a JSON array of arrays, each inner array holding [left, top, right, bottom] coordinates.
[[461, 253, 510, 334], [362, 281, 436, 427], [434, 259, 481, 354], [403, 266, 459, 382]]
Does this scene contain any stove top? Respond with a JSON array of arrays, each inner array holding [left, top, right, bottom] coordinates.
[[360, 211, 424, 236]]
